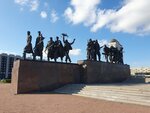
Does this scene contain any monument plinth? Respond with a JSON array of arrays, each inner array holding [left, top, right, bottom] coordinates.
[[78, 60, 130, 83], [12, 60, 130, 94], [12, 60, 81, 94]]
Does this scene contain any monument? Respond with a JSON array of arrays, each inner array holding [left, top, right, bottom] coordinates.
[[11, 33, 130, 94]]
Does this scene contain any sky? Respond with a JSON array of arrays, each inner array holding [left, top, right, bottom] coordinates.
[[0, 0, 150, 67]]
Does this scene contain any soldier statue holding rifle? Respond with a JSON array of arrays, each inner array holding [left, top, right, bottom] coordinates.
[[45, 37, 54, 61], [33, 31, 44, 61]]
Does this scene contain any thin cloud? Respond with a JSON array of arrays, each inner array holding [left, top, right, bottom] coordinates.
[[98, 39, 109, 46], [40, 11, 47, 18], [0, 50, 19, 56], [44, 2, 49, 8], [30, 0, 39, 11], [69, 49, 81, 56], [14, 0, 39, 11], [15, 0, 28, 5], [50, 10, 59, 23]]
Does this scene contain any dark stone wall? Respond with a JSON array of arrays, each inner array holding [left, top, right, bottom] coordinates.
[[11, 60, 81, 94], [12, 60, 130, 94], [78, 60, 130, 83]]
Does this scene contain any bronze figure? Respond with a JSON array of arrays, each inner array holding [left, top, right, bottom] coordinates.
[[23, 31, 33, 59], [45, 37, 54, 61], [33, 31, 44, 61], [53, 36, 64, 62], [62, 33, 75, 63]]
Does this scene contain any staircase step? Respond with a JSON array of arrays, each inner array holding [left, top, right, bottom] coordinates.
[[54, 84, 150, 106]]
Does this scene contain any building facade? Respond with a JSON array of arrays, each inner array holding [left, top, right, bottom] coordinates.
[[0, 53, 22, 79], [130, 67, 150, 75]]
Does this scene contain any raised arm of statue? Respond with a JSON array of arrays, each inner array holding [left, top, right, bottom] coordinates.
[[70, 39, 75, 45], [100, 46, 104, 49]]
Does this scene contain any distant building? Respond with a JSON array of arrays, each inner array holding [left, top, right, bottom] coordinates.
[[0, 53, 22, 79], [130, 67, 150, 75]]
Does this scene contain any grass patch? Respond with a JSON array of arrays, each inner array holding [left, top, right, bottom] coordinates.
[[0, 79, 11, 83]]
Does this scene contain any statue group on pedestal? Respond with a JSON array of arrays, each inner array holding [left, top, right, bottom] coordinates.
[[23, 31, 124, 64], [23, 31, 75, 63], [87, 39, 103, 61], [103, 45, 124, 64], [86, 39, 124, 64]]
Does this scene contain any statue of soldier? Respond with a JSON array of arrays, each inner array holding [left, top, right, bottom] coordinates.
[[45, 37, 54, 61], [103, 45, 110, 62], [62, 33, 75, 63], [109, 46, 118, 63], [33, 31, 44, 61], [87, 39, 95, 60], [53, 36, 63, 62], [118, 47, 124, 64], [23, 31, 33, 59], [94, 40, 103, 61], [109, 46, 115, 63]]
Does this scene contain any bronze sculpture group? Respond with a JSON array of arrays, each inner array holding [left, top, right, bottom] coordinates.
[[87, 39, 103, 61], [86, 39, 124, 64], [103, 45, 124, 64], [23, 31, 124, 64], [23, 31, 75, 63]]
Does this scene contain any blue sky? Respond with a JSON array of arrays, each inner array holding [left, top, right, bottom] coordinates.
[[0, 0, 150, 67]]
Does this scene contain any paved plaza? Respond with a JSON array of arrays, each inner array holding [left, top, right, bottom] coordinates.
[[0, 83, 150, 113]]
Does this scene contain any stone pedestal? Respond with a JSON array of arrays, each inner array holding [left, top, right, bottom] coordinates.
[[12, 60, 81, 94], [78, 60, 130, 83], [11, 60, 130, 94]]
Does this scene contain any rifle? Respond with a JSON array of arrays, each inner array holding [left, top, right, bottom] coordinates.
[[33, 37, 45, 50], [44, 43, 54, 53]]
